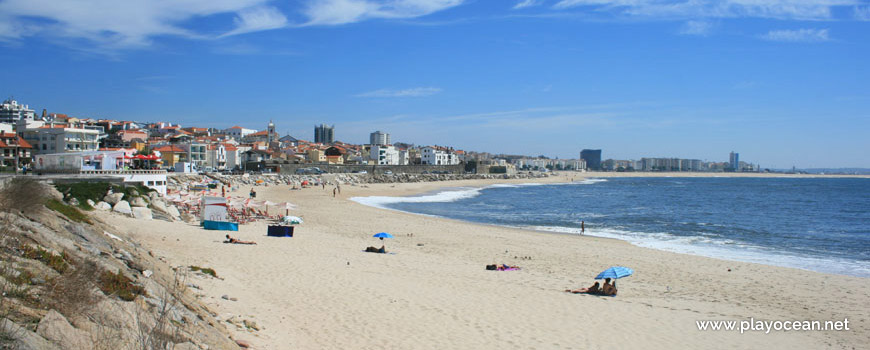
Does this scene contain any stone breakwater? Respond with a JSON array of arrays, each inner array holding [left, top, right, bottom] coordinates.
[[168, 172, 552, 188]]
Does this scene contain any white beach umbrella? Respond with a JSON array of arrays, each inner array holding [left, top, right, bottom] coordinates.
[[276, 201, 297, 216]]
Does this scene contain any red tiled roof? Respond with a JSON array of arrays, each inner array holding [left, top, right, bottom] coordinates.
[[153, 145, 185, 153]]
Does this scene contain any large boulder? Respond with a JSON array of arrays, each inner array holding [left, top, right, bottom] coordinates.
[[150, 199, 168, 213], [103, 193, 124, 205], [166, 205, 181, 219], [94, 201, 112, 211], [112, 200, 132, 215], [36, 310, 90, 349], [131, 207, 152, 220], [1, 318, 61, 350], [129, 196, 148, 208]]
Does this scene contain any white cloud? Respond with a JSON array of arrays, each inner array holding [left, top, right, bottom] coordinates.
[[222, 6, 288, 37], [0, 0, 276, 48], [679, 20, 714, 36], [514, 0, 544, 10], [855, 6, 870, 20], [552, 0, 861, 21], [302, 0, 464, 25], [356, 87, 443, 97], [760, 28, 830, 42]]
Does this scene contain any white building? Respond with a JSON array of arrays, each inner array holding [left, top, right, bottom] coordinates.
[[32, 150, 168, 195], [205, 143, 227, 171], [421, 146, 460, 165], [20, 127, 100, 154], [0, 98, 36, 124], [223, 126, 258, 140], [370, 145, 404, 165], [369, 131, 390, 145]]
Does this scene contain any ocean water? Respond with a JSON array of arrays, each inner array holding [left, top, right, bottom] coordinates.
[[352, 177, 870, 277]]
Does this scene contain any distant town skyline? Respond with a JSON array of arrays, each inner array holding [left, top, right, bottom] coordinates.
[[1, 1, 868, 168]]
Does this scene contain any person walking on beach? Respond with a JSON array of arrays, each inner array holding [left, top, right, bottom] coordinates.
[[581, 221, 585, 234], [333, 187, 337, 197]]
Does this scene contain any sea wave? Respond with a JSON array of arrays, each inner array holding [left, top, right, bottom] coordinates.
[[350, 187, 484, 209], [351, 179, 607, 208], [530, 225, 870, 278]]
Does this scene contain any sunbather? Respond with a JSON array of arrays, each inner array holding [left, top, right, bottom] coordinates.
[[496, 264, 520, 271], [565, 281, 600, 294], [600, 278, 617, 296], [224, 234, 256, 245], [365, 245, 386, 253]]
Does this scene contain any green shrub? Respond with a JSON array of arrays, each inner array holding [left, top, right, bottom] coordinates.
[[98, 270, 146, 302], [20, 245, 69, 274], [55, 182, 114, 210], [189, 266, 217, 278], [45, 199, 92, 224]]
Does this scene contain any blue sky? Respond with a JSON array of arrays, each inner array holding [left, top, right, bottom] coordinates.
[[1, 0, 868, 168]]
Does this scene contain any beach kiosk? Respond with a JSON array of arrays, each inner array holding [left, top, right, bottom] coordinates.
[[201, 196, 238, 231]]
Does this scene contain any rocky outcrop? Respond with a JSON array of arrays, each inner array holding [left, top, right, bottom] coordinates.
[[1, 318, 61, 350], [1, 182, 241, 350], [103, 193, 124, 205], [112, 200, 132, 215], [131, 207, 152, 220], [94, 201, 112, 211], [36, 310, 91, 349], [129, 196, 148, 208]]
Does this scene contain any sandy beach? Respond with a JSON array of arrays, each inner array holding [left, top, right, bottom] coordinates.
[[101, 172, 869, 349]]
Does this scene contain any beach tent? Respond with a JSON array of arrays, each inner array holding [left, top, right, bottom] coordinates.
[[201, 196, 229, 222]]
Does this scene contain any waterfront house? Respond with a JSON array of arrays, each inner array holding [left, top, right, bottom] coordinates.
[[0, 131, 33, 168]]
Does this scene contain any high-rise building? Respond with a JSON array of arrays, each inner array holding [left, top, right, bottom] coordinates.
[[729, 151, 739, 171], [314, 124, 334, 144], [370, 131, 390, 145], [0, 97, 36, 124], [580, 149, 602, 170]]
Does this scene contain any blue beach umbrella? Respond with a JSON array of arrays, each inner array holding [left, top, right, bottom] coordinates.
[[373, 232, 394, 239], [595, 266, 634, 280], [373, 232, 394, 250]]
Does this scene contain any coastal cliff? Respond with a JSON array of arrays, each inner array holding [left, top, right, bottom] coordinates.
[[0, 178, 241, 350]]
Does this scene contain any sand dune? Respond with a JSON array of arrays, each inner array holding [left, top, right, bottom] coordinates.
[[102, 174, 868, 349]]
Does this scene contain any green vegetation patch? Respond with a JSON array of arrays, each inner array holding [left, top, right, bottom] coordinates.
[[45, 199, 92, 224], [54, 182, 155, 210], [20, 245, 69, 274], [98, 270, 146, 302], [189, 266, 217, 278]]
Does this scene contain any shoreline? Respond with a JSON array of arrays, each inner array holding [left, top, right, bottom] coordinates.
[[349, 175, 868, 278], [101, 174, 869, 349]]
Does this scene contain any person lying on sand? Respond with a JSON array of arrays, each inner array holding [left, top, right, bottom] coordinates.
[[224, 234, 256, 245], [497, 264, 520, 271], [365, 245, 386, 253], [565, 281, 600, 294]]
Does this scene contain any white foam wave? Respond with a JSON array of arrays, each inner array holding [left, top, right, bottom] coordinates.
[[351, 178, 609, 209], [350, 187, 483, 209], [530, 225, 870, 278]]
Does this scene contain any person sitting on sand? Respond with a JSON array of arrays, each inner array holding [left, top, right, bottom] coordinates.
[[600, 278, 617, 296], [565, 281, 600, 294], [224, 234, 256, 245]]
